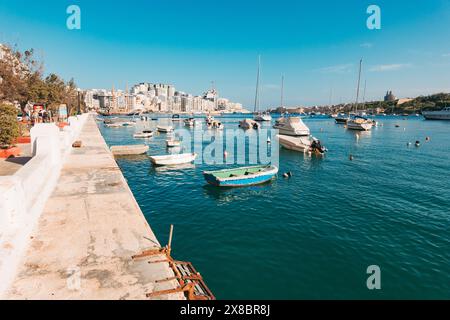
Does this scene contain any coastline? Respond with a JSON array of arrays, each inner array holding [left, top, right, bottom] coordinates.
[[4, 115, 183, 300]]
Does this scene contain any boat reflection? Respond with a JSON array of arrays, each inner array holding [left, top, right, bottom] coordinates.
[[152, 163, 196, 173], [202, 180, 276, 203]]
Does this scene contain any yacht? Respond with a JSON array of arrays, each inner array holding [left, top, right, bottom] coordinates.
[[346, 59, 373, 131], [335, 115, 350, 124], [252, 55, 272, 122], [254, 112, 272, 121], [347, 116, 373, 131], [239, 119, 260, 130], [273, 117, 310, 136], [422, 107, 450, 120]]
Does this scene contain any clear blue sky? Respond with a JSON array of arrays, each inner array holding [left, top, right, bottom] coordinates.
[[1, 0, 449, 108]]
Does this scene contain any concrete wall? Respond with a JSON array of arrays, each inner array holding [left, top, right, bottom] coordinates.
[[0, 114, 89, 298]]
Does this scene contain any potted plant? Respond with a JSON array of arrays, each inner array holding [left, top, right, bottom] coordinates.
[[0, 104, 21, 158]]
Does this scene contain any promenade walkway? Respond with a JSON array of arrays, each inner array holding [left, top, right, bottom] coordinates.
[[5, 116, 182, 300]]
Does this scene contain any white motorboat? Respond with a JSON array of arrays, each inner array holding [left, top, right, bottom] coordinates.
[[335, 115, 350, 124], [133, 130, 153, 138], [149, 153, 197, 166], [184, 118, 195, 127], [273, 117, 310, 136], [166, 139, 181, 147], [211, 120, 224, 130], [347, 117, 373, 131], [157, 125, 174, 133], [422, 107, 450, 120], [239, 119, 260, 130], [171, 114, 181, 122], [254, 112, 272, 121], [206, 115, 215, 125], [277, 135, 326, 155]]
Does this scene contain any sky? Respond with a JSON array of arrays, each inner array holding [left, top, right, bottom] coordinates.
[[1, 0, 450, 109]]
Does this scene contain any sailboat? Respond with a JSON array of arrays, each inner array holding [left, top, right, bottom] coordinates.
[[253, 55, 272, 122], [347, 59, 373, 131]]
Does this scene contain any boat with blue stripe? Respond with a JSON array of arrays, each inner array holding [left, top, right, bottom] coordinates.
[[203, 165, 278, 187]]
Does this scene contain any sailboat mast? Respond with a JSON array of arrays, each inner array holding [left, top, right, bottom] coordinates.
[[280, 75, 284, 109], [362, 79, 367, 108], [254, 55, 261, 113], [355, 59, 363, 112]]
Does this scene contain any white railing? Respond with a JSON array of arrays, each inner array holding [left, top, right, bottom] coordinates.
[[0, 113, 89, 298]]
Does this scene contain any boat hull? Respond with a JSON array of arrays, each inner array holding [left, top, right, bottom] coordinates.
[[335, 118, 349, 124], [273, 126, 310, 136], [150, 153, 196, 166], [422, 112, 450, 120], [347, 121, 373, 131], [203, 166, 278, 187]]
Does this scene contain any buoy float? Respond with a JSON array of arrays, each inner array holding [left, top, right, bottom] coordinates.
[[407, 142, 412, 146], [267, 137, 271, 144], [283, 172, 292, 178], [415, 141, 420, 147], [426, 137, 430, 142], [349, 154, 354, 161]]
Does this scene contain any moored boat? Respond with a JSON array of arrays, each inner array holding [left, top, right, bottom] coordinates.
[[172, 114, 181, 121], [335, 116, 350, 124], [184, 118, 196, 127], [157, 125, 174, 133], [203, 165, 278, 187], [149, 153, 197, 166], [273, 117, 310, 136], [277, 135, 326, 155], [166, 139, 181, 147], [133, 130, 153, 138], [346, 117, 373, 131], [239, 119, 260, 130], [254, 112, 272, 121], [422, 107, 450, 120]]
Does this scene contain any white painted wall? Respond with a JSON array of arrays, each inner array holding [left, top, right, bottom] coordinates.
[[0, 113, 89, 298]]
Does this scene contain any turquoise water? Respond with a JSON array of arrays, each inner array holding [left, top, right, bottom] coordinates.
[[98, 115, 450, 299]]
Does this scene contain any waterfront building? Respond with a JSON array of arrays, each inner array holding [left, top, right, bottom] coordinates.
[[384, 90, 396, 102]]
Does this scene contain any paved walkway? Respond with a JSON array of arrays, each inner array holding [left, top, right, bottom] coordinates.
[[6, 116, 183, 300]]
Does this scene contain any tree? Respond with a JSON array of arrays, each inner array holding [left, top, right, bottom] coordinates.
[[0, 104, 20, 147]]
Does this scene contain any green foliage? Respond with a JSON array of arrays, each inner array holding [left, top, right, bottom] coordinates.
[[0, 104, 20, 147], [1, 45, 85, 113]]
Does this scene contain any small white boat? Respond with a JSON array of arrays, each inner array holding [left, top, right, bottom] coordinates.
[[254, 112, 272, 121], [206, 115, 215, 125], [171, 114, 181, 121], [133, 130, 153, 139], [239, 119, 260, 130], [346, 117, 373, 131], [105, 123, 122, 128], [157, 125, 174, 133], [273, 117, 310, 136], [211, 121, 224, 130], [166, 139, 181, 148], [149, 153, 197, 166], [184, 118, 196, 127], [277, 135, 326, 155]]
